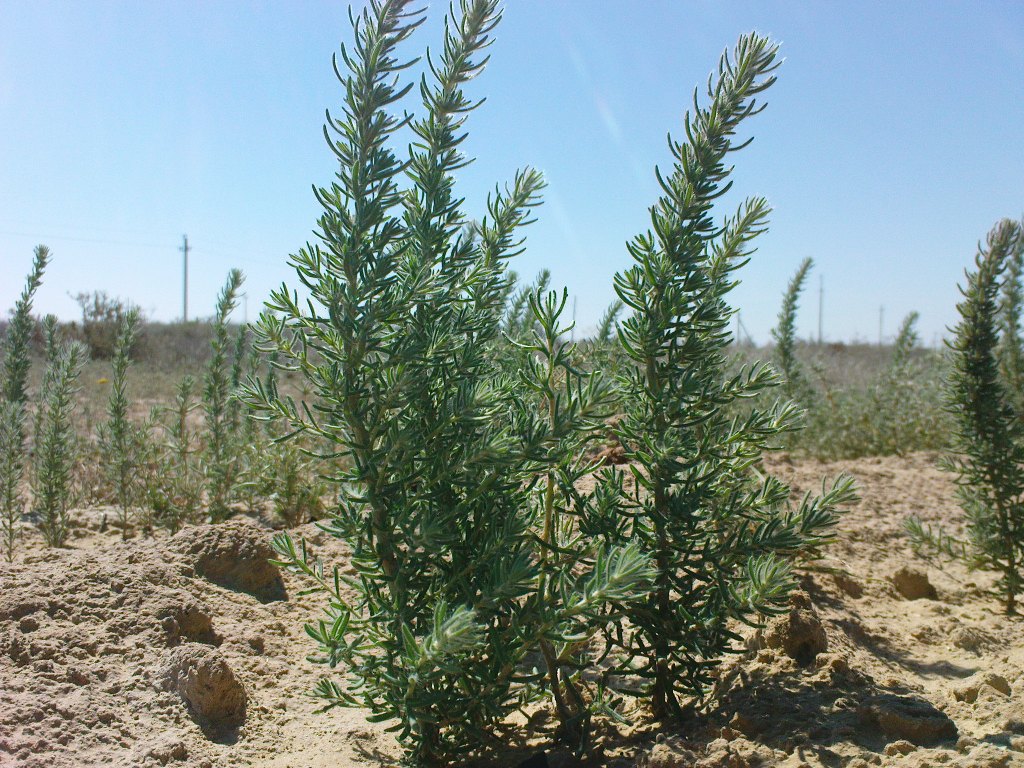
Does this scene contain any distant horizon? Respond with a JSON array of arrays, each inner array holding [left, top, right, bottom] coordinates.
[[0, 284, 956, 351]]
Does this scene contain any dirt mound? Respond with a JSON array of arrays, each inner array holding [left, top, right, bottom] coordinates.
[[890, 566, 938, 600], [163, 643, 247, 735], [751, 591, 828, 665], [169, 518, 286, 602], [1, 454, 1023, 767], [0, 519, 381, 767], [862, 693, 958, 745]]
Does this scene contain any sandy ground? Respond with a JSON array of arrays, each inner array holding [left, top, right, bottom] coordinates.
[[1, 453, 1022, 767]]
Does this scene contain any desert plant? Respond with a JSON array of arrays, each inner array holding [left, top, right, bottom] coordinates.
[[254, 437, 327, 527], [32, 317, 87, 547], [799, 312, 949, 459], [998, 224, 1024, 413], [595, 299, 624, 344], [203, 269, 246, 521], [514, 287, 653, 748], [97, 309, 147, 538], [609, 35, 854, 718], [504, 268, 551, 341], [245, 357, 327, 527], [71, 290, 140, 359], [245, 2, 652, 761], [868, 311, 947, 454], [772, 256, 814, 405], [890, 311, 919, 370], [246, 2, 549, 759], [1, 245, 49, 560], [931, 217, 1024, 613], [147, 375, 203, 532], [0, 405, 25, 559]]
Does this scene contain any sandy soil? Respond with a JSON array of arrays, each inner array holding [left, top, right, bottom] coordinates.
[[1, 453, 1022, 767]]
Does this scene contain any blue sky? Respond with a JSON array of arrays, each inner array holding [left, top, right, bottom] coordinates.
[[1, 1, 1022, 345]]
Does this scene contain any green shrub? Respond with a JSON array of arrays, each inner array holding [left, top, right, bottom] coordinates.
[[147, 375, 203, 533], [1, 246, 49, 560], [608, 36, 854, 718], [32, 317, 87, 548], [799, 314, 949, 459], [917, 217, 1024, 613], [97, 309, 148, 538], [245, 2, 853, 762], [772, 256, 815, 406], [759, 265, 949, 460], [514, 286, 653, 748], [203, 269, 246, 521], [246, 2, 652, 761], [71, 290, 141, 360], [244, 356, 327, 528]]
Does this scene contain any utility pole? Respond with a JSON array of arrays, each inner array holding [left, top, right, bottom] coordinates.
[[878, 305, 884, 346], [818, 274, 824, 345], [180, 235, 191, 322], [736, 311, 751, 347]]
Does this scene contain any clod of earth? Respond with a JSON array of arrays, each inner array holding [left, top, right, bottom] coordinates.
[[154, 597, 219, 647], [757, 591, 828, 666], [891, 566, 938, 600], [952, 672, 1011, 703], [162, 643, 247, 736], [642, 738, 698, 768], [169, 518, 285, 602], [861, 694, 958, 746], [950, 624, 993, 653], [883, 740, 917, 757]]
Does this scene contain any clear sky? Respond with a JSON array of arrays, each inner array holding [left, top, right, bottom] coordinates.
[[2, 1, 1022, 345]]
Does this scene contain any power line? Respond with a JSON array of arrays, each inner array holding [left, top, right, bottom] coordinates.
[[0, 228, 167, 249], [0, 227, 285, 269]]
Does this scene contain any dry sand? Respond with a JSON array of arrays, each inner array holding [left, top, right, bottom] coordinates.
[[1, 453, 1022, 767]]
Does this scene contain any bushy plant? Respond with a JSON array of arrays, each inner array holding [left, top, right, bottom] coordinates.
[[772, 256, 815, 405], [246, 3, 854, 763], [799, 313, 949, 459], [32, 316, 87, 547], [998, 224, 1024, 413], [513, 286, 653, 747], [245, 2, 653, 761], [758, 263, 949, 459], [1, 246, 49, 560], [71, 290, 141, 359], [504, 268, 550, 342], [97, 308, 148, 538], [917, 217, 1024, 613], [608, 37, 854, 718], [864, 312, 947, 454], [147, 375, 203, 532], [595, 299, 624, 344], [250, 437, 326, 527], [203, 269, 247, 521], [244, 357, 327, 528]]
